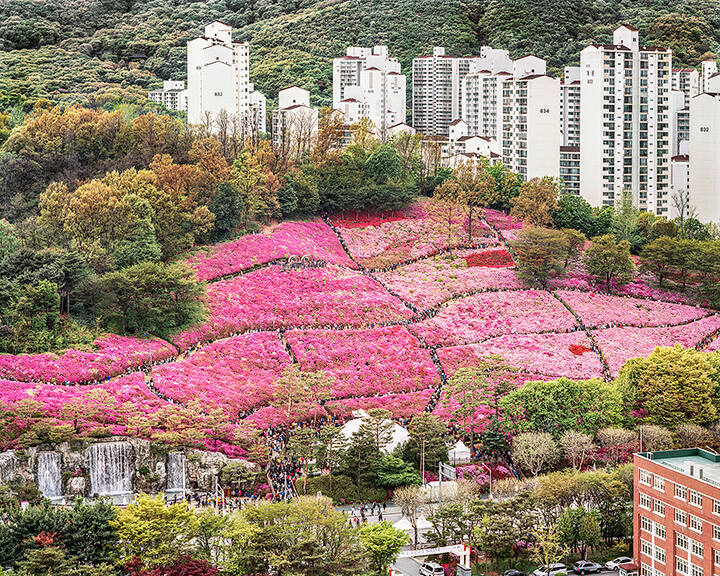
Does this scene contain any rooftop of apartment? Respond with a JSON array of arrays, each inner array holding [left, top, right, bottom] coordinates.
[[638, 448, 720, 488]]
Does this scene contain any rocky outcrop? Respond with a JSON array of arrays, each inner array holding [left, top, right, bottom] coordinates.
[[0, 437, 259, 501]]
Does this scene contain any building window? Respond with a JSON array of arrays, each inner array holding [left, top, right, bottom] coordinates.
[[689, 490, 702, 507], [655, 523, 665, 539], [677, 558, 689, 575], [690, 514, 703, 533], [691, 564, 703, 576], [654, 476, 665, 491], [655, 547, 665, 564], [714, 524, 720, 541], [639, 469, 652, 485], [714, 499, 720, 515], [676, 485, 688, 500], [676, 509, 687, 525], [653, 499, 665, 516], [714, 550, 720, 568], [641, 539, 652, 556], [640, 515, 652, 532], [691, 539, 704, 557], [677, 532, 688, 550]]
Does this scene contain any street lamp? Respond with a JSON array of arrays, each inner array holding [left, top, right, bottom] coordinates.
[[479, 463, 492, 499]]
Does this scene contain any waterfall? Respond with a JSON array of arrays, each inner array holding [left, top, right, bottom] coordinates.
[[166, 453, 186, 492], [36, 452, 62, 500], [0, 452, 17, 484], [88, 442, 133, 497]]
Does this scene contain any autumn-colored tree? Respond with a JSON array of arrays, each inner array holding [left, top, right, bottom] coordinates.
[[511, 176, 562, 226]]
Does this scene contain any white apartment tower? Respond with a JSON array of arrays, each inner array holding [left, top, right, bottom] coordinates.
[[560, 66, 581, 147], [412, 46, 511, 136], [459, 55, 559, 180], [700, 60, 719, 93], [249, 83, 267, 134], [148, 80, 188, 112], [579, 25, 672, 215], [187, 21, 251, 129], [671, 67, 699, 106], [332, 46, 406, 140], [689, 93, 720, 223]]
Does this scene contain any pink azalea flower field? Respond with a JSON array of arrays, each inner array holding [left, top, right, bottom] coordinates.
[[285, 326, 439, 398], [374, 249, 523, 309], [152, 332, 292, 417], [172, 265, 414, 349], [411, 290, 577, 346], [2, 201, 720, 458], [187, 220, 356, 281], [0, 335, 177, 384]]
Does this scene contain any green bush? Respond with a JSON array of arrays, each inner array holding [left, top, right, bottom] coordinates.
[[300, 475, 387, 504]]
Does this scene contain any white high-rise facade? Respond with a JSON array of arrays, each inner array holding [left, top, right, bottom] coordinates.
[[412, 46, 511, 136], [700, 60, 719, 93], [458, 55, 559, 180], [689, 93, 720, 223], [187, 21, 251, 129], [671, 67, 699, 107], [579, 25, 672, 215], [272, 86, 319, 160], [560, 66, 581, 147], [332, 46, 406, 140], [148, 80, 188, 112]]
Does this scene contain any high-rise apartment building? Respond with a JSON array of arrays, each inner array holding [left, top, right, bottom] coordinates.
[[272, 86, 319, 160], [148, 80, 188, 112], [187, 21, 251, 129], [459, 55, 559, 180], [672, 67, 699, 106], [249, 83, 267, 134], [332, 46, 406, 140], [560, 66, 581, 147], [412, 46, 511, 137], [689, 91, 720, 223], [700, 60, 718, 93], [579, 25, 672, 215]]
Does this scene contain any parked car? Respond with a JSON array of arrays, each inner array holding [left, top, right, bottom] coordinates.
[[504, 570, 528, 576], [533, 563, 568, 576], [573, 560, 602, 575], [605, 557, 633, 571], [419, 562, 445, 576]]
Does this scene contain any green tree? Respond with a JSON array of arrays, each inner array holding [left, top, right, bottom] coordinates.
[[500, 378, 623, 438], [640, 236, 677, 287], [400, 413, 449, 473], [375, 455, 422, 488], [358, 521, 408, 576], [617, 345, 718, 428], [16, 545, 76, 576], [584, 235, 634, 293], [209, 181, 244, 241], [111, 494, 199, 568], [561, 228, 586, 268], [557, 507, 602, 560], [511, 432, 559, 476], [510, 226, 569, 287], [90, 261, 205, 337]]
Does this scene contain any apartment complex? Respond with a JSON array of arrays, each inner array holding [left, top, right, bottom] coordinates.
[[560, 146, 581, 194], [148, 80, 187, 112], [672, 67, 700, 107], [272, 86, 318, 160], [332, 46, 406, 140], [249, 83, 267, 134], [412, 46, 511, 137], [634, 449, 720, 576], [579, 25, 672, 215], [187, 21, 251, 129]]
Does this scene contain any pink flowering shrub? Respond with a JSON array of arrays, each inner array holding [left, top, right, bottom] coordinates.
[[338, 202, 494, 267], [592, 315, 720, 376], [706, 338, 720, 352], [374, 249, 522, 309], [152, 332, 291, 417], [437, 333, 604, 380], [286, 326, 440, 398], [556, 290, 712, 328], [172, 265, 413, 348], [0, 335, 177, 384], [411, 290, 577, 346], [187, 220, 356, 281], [456, 463, 513, 487], [484, 209, 523, 230], [325, 390, 433, 420]]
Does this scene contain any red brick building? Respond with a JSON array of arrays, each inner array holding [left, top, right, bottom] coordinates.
[[634, 449, 720, 576]]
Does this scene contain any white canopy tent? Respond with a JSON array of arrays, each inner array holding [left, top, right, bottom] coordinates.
[[448, 440, 471, 465], [338, 410, 410, 453]]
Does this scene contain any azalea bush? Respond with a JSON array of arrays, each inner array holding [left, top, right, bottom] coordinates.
[[152, 332, 291, 417], [286, 326, 440, 398], [172, 265, 413, 349], [187, 220, 356, 281], [374, 249, 522, 309], [0, 335, 177, 384], [411, 290, 577, 346]]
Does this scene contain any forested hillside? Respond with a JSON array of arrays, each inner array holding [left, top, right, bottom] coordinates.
[[0, 0, 717, 110]]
